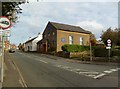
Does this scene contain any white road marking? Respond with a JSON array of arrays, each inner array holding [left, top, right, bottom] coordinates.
[[116, 68, 120, 70], [104, 68, 119, 74], [9, 54, 28, 88], [93, 73, 106, 79], [56, 65, 119, 79], [110, 69, 118, 72], [10, 61, 16, 70], [19, 79, 24, 87], [20, 53, 48, 64], [38, 60, 48, 64], [56, 65, 100, 79], [78, 72, 99, 74], [104, 70, 113, 73]]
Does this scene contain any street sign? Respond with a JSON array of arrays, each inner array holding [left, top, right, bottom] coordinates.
[[107, 43, 111, 47], [0, 28, 11, 37], [0, 16, 11, 29], [106, 46, 111, 49], [0, 30, 3, 35], [4, 29, 11, 37], [107, 39, 111, 44]]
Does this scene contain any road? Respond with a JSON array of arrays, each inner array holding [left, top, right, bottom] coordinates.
[[3, 51, 119, 87]]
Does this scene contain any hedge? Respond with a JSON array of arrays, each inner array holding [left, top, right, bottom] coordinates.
[[61, 44, 90, 52], [61, 44, 120, 57], [92, 46, 108, 57]]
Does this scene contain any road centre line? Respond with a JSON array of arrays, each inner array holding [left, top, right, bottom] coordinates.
[[34, 58, 48, 64], [18, 52, 48, 64], [38, 60, 48, 64]]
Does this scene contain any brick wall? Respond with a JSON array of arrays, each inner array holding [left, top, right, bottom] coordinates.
[[57, 30, 90, 52]]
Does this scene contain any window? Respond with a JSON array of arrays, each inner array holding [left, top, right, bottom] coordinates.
[[69, 36, 73, 44], [80, 37, 83, 45], [61, 38, 66, 43], [53, 32, 55, 35], [48, 33, 50, 36], [44, 35, 46, 38]]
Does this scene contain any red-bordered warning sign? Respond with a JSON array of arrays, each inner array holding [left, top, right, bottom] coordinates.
[[0, 16, 12, 30], [107, 39, 111, 44]]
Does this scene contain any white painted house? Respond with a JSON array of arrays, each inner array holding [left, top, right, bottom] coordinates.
[[24, 33, 42, 52]]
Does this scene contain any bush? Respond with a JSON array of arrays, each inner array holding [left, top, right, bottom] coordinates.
[[111, 49, 120, 57], [92, 46, 108, 57], [61, 44, 90, 52], [111, 56, 120, 62]]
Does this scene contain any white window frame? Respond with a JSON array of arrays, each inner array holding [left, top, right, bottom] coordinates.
[[80, 37, 83, 45], [69, 36, 73, 44]]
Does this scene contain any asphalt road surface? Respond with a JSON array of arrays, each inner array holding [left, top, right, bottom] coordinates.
[[3, 51, 119, 87]]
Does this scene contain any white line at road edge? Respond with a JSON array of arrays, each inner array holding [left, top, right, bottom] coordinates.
[[9, 54, 28, 88]]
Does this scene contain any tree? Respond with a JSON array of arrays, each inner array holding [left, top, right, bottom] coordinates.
[[101, 27, 119, 46], [90, 33, 97, 46], [118, 28, 120, 45], [18, 43, 22, 50], [1, 1, 25, 23]]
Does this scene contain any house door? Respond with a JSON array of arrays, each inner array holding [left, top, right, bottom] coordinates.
[[43, 44, 47, 53], [28, 46, 30, 51]]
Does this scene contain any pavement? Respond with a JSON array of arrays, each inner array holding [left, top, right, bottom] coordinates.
[[2, 52, 25, 87]]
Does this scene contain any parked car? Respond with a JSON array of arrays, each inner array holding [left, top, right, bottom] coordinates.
[[9, 48, 15, 53]]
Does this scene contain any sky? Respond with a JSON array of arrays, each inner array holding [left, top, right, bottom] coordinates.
[[9, 0, 119, 45]]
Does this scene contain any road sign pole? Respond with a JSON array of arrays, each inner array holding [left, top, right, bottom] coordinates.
[[108, 49, 110, 62], [0, 16, 11, 83], [90, 42, 92, 61], [0, 28, 4, 83], [107, 39, 111, 62]]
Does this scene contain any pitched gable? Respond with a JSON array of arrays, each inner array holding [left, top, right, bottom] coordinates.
[[50, 21, 91, 34], [25, 37, 37, 44]]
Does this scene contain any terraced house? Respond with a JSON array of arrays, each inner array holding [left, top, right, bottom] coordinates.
[[37, 21, 91, 53]]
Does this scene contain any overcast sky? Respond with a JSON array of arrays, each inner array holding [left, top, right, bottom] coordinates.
[[10, 0, 119, 45]]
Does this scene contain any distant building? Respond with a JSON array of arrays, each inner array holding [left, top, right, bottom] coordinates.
[[37, 21, 91, 53], [96, 38, 105, 46], [4, 40, 10, 51], [24, 33, 42, 52]]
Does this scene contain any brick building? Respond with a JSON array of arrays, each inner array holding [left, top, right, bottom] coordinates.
[[37, 21, 91, 53]]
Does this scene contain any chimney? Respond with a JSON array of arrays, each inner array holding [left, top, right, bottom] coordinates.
[[29, 37, 31, 40]]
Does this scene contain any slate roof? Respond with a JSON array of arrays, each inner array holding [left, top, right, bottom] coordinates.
[[49, 21, 91, 34], [25, 37, 37, 44]]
